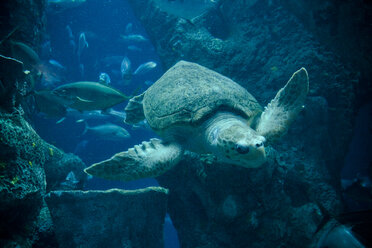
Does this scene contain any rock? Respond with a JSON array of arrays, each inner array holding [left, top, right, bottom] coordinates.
[[280, 0, 372, 101], [0, 112, 51, 247], [0, 55, 25, 112], [45, 187, 169, 248]]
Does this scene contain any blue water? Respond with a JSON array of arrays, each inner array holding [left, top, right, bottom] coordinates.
[[33, 0, 179, 246]]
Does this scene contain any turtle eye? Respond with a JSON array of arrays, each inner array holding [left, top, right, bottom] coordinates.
[[235, 144, 249, 154]]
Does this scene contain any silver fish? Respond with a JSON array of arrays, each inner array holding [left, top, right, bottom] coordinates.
[[121, 56, 132, 84], [100, 55, 124, 68], [63, 109, 112, 123], [60, 171, 80, 189], [120, 34, 148, 43], [49, 59, 65, 70], [83, 122, 131, 141], [77, 32, 88, 59], [79, 63, 84, 79], [48, 0, 86, 12], [125, 23, 133, 34], [66, 25, 74, 40], [105, 109, 127, 122], [98, 72, 111, 85], [73, 140, 89, 155], [69, 39, 76, 54], [127, 45, 142, 52], [133, 61, 157, 75], [151, 0, 216, 20], [144, 80, 154, 86]]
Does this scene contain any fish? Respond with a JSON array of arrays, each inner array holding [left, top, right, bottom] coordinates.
[[38, 61, 64, 88], [52, 81, 130, 111], [77, 32, 88, 60], [49, 59, 65, 70], [69, 39, 76, 54], [105, 109, 127, 121], [152, 0, 216, 20], [66, 25, 74, 40], [41, 40, 52, 59], [82, 122, 131, 141], [316, 225, 365, 248], [144, 80, 154, 86], [62, 109, 113, 123], [74, 140, 89, 155], [121, 56, 132, 85], [47, 0, 86, 13], [120, 34, 148, 43], [98, 72, 111, 85], [342, 176, 372, 204], [100, 55, 124, 68], [133, 61, 157, 75], [79, 63, 84, 79], [10, 41, 40, 70], [60, 171, 80, 189], [125, 23, 133, 35], [57, 108, 126, 124], [131, 119, 151, 131], [33, 90, 67, 118], [127, 45, 142, 52]]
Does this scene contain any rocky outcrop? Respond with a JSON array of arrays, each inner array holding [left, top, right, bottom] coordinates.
[[280, 0, 372, 104], [0, 2, 88, 246], [0, 112, 51, 247], [45, 187, 169, 248], [0, 109, 88, 247]]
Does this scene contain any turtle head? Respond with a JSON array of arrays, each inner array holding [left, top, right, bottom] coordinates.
[[208, 120, 266, 168]]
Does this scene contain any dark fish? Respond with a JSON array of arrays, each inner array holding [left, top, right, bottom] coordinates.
[[342, 177, 372, 204], [152, 0, 217, 20], [10, 41, 40, 70], [41, 40, 52, 59], [33, 90, 67, 118], [52, 81, 130, 111], [47, 0, 86, 13]]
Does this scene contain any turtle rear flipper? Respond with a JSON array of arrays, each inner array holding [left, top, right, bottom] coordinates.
[[256, 67, 309, 142], [84, 138, 183, 182], [124, 92, 146, 124]]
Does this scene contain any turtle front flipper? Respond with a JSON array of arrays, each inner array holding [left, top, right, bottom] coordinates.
[[84, 138, 183, 182], [256, 68, 309, 142], [124, 92, 146, 124]]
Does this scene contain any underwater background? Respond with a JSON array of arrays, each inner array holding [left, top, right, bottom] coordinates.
[[0, 0, 371, 247]]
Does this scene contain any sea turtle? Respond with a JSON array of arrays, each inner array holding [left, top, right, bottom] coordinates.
[[85, 61, 309, 181]]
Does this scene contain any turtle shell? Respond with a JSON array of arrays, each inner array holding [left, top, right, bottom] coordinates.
[[143, 61, 262, 130]]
